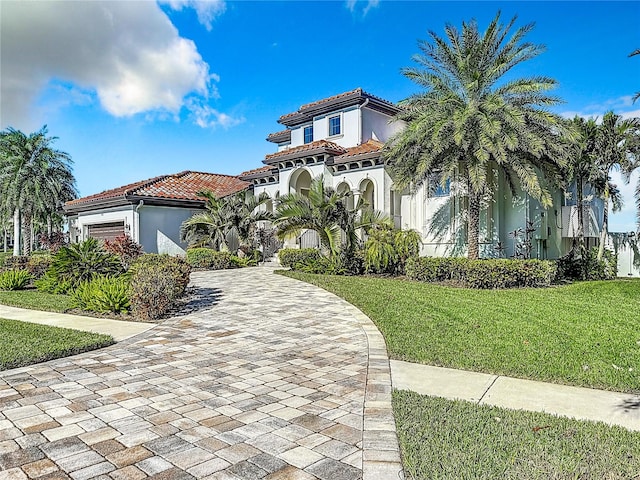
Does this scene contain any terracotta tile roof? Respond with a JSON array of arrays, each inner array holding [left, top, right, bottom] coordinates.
[[66, 171, 248, 208], [266, 129, 291, 143], [335, 139, 384, 160], [264, 140, 346, 162], [239, 165, 274, 177], [279, 88, 363, 122], [278, 88, 399, 126]]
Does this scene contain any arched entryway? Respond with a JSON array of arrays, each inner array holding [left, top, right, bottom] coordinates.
[[336, 182, 354, 210], [360, 179, 375, 210], [289, 169, 312, 196]]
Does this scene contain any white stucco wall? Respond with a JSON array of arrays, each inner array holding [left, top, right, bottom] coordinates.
[[361, 108, 403, 143], [138, 205, 202, 255], [289, 106, 361, 148]]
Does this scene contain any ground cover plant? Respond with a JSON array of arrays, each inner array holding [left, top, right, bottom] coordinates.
[[282, 271, 640, 393], [393, 390, 640, 480], [0, 318, 113, 370]]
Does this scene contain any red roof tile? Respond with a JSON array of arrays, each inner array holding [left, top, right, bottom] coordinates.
[[335, 139, 384, 160], [266, 129, 291, 143], [239, 165, 274, 177], [279, 88, 363, 121], [66, 171, 248, 208], [264, 140, 347, 162]]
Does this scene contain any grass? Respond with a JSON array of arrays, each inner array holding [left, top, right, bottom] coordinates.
[[281, 271, 640, 393], [0, 318, 114, 370], [393, 390, 640, 480], [0, 289, 74, 313]]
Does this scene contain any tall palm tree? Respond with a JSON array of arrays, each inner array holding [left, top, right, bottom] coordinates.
[[384, 12, 572, 259], [631, 49, 640, 103], [566, 116, 599, 250], [181, 189, 272, 251], [0, 126, 77, 256], [594, 111, 640, 260], [274, 175, 391, 256]]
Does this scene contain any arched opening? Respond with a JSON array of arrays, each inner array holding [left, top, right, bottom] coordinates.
[[289, 169, 312, 197], [360, 179, 375, 210], [336, 182, 354, 210], [265, 199, 274, 213]]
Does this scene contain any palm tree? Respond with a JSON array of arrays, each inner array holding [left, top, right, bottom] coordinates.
[[631, 49, 640, 103], [594, 111, 640, 260], [566, 116, 599, 250], [384, 12, 572, 259], [0, 126, 77, 256], [274, 175, 391, 256], [181, 189, 272, 251]]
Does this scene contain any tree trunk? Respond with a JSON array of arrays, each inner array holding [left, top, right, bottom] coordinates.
[[22, 212, 32, 257], [13, 209, 20, 256], [467, 191, 481, 260], [597, 186, 609, 261], [47, 216, 53, 235], [576, 177, 585, 251]]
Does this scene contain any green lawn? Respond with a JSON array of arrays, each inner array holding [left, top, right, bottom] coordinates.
[[394, 390, 640, 480], [281, 272, 640, 393], [0, 289, 74, 312], [0, 318, 114, 370]]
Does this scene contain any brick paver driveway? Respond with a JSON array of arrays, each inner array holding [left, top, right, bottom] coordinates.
[[0, 268, 402, 480]]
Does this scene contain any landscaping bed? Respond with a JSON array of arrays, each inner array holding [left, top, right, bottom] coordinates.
[[393, 390, 640, 480], [281, 271, 640, 393]]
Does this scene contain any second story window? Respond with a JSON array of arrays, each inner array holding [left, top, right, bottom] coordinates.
[[329, 115, 341, 136], [304, 125, 313, 144]]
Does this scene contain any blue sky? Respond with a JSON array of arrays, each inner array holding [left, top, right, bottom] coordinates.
[[1, 0, 639, 231]]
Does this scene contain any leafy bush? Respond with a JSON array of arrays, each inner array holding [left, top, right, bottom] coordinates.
[[364, 228, 421, 275], [129, 254, 190, 320], [0, 252, 11, 268], [3, 255, 30, 272], [555, 247, 618, 281], [186, 248, 233, 269], [27, 255, 52, 280], [278, 248, 321, 268], [104, 235, 143, 270], [406, 257, 556, 288], [0, 270, 31, 291], [337, 247, 365, 275], [71, 276, 130, 313], [38, 232, 69, 254], [36, 238, 123, 294], [294, 256, 346, 275]]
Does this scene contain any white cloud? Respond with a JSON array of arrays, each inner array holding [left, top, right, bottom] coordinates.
[[187, 98, 244, 129], [161, 0, 226, 31], [346, 0, 380, 17], [0, 0, 231, 130], [560, 96, 640, 121]]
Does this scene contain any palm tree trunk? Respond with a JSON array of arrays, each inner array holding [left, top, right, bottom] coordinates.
[[13, 209, 20, 256], [468, 191, 481, 259], [597, 186, 609, 261], [576, 177, 585, 251], [22, 212, 32, 257]]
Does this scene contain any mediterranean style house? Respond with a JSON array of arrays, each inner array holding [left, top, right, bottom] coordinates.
[[65, 88, 607, 263], [239, 88, 603, 260]]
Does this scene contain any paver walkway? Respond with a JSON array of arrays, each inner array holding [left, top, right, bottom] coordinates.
[[0, 268, 402, 480]]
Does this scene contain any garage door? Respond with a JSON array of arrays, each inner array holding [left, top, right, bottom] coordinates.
[[87, 222, 125, 242]]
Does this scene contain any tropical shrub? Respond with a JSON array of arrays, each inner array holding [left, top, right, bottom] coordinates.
[[130, 254, 190, 297], [104, 235, 143, 270], [0, 270, 31, 291], [186, 248, 233, 270], [406, 257, 556, 288], [555, 247, 618, 281], [27, 255, 52, 280], [364, 228, 421, 275], [278, 248, 321, 268], [38, 232, 69, 254], [36, 238, 123, 294], [3, 255, 30, 271], [0, 252, 11, 268], [293, 256, 347, 275], [71, 276, 130, 314]]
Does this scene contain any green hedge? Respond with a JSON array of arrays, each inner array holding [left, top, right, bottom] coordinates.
[[405, 257, 556, 289], [129, 254, 191, 321], [186, 248, 234, 270], [278, 248, 321, 268]]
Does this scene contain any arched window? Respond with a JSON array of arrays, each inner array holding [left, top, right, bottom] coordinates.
[[360, 179, 375, 210], [289, 169, 312, 197], [336, 182, 354, 210]]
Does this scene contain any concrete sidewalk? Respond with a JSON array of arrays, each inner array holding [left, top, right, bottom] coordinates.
[[391, 359, 640, 432], [0, 304, 154, 342]]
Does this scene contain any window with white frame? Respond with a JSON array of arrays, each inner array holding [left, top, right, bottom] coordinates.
[[304, 125, 313, 144], [430, 175, 451, 197], [329, 115, 341, 136]]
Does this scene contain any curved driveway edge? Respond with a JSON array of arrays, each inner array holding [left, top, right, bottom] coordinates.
[[0, 267, 403, 480]]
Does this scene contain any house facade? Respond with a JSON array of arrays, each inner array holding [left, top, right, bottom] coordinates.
[[64, 171, 248, 255], [240, 88, 604, 260]]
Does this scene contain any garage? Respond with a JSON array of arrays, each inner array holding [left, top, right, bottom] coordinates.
[[87, 222, 125, 242]]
